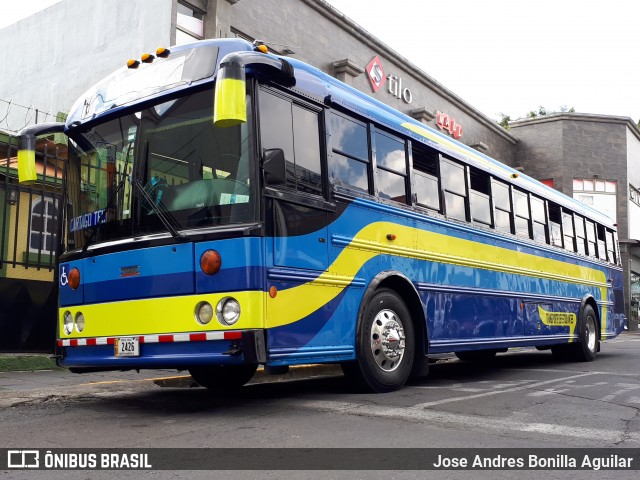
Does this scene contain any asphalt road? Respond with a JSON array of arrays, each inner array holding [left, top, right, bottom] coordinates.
[[2, 332, 640, 480]]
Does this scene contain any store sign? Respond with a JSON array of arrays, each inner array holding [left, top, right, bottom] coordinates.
[[436, 111, 463, 139], [365, 56, 412, 104]]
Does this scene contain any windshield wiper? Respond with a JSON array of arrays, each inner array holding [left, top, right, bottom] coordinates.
[[133, 179, 187, 240]]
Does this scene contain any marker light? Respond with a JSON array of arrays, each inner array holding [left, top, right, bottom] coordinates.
[[141, 53, 155, 63], [63, 311, 73, 335], [254, 44, 268, 53], [127, 59, 140, 69], [156, 47, 170, 58], [195, 302, 214, 325], [216, 297, 240, 326], [75, 312, 85, 333], [200, 249, 222, 275], [68, 267, 81, 290]]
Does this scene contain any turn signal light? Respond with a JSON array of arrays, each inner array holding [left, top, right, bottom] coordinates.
[[200, 250, 222, 275], [69, 267, 81, 290]]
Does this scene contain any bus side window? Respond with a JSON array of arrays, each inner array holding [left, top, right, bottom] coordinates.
[[596, 224, 607, 261], [585, 219, 597, 258], [561, 209, 575, 251], [328, 112, 370, 194], [259, 89, 323, 196], [548, 203, 564, 248], [470, 167, 492, 227], [440, 157, 468, 222], [373, 129, 408, 203], [513, 189, 531, 238], [574, 214, 587, 255], [491, 179, 512, 234], [530, 195, 547, 243], [412, 143, 440, 212], [605, 229, 616, 263]]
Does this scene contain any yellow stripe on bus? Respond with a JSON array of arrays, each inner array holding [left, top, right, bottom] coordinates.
[[267, 222, 608, 329], [61, 222, 609, 337]]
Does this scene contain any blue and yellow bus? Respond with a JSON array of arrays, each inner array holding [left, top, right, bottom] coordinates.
[[19, 38, 626, 392]]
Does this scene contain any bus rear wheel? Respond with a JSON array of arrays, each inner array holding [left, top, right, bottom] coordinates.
[[189, 364, 258, 391], [571, 304, 598, 362], [342, 289, 415, 393], [551, 305, 598, 362]]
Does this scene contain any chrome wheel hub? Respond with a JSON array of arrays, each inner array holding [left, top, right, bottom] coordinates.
[[585, 315, 597, 352], [370, 309, 406, 372]]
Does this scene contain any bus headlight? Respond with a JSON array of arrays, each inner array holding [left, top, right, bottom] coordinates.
[[75, 312, 85, 333], [195, 302, 214, 325], [63, 311, 73, 335], [217, 297, 240, 326]]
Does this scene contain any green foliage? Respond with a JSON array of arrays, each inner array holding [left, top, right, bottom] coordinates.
[[498, 113, 511, 130]]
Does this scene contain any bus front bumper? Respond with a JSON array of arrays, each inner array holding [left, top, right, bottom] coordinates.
[[57, 329, 266, 370]]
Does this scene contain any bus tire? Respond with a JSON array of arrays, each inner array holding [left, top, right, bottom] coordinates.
[[455, 350, 498, 362], [189, 364, 258, 391], [570, 304, 598, 362], [343, 289, 415, 393]]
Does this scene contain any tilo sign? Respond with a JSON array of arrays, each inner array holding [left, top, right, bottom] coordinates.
[[366, 56, 463, 139], [365, 56, 413, 104]]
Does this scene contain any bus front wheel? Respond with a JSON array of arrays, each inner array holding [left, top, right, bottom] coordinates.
[[189, 364, 258, 391], [343, 289, 415, 393]]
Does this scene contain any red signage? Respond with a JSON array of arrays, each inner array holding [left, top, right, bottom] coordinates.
[[365, 56, 386, 93], [436, 111, 463, 139]]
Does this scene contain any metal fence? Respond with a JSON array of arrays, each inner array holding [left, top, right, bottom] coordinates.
[[0, 134, 65, 352]]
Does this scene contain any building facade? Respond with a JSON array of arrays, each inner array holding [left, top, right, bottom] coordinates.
[[0, 0, 638, 327]]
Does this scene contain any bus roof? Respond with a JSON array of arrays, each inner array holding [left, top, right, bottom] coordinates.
[[66, 38, 615, 229]]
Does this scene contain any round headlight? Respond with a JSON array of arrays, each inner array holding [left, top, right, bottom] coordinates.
[[63, 311, 73, 335], [75, 312, 85, 332], [217, 297, 240, 326], [195, 301, 214, 325]]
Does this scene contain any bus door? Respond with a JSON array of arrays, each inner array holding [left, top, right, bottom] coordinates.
[[259, 87, 335, 357]]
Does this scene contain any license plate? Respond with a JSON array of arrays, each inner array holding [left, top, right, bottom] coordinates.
[[114, 337, 139, 357]]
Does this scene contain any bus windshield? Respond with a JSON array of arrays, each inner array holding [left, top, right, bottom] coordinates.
[[65, 88, 255, 250]]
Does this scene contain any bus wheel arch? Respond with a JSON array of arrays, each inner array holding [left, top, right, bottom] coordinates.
[[554, 296, 600, 362], [342, 272, 427, 392]]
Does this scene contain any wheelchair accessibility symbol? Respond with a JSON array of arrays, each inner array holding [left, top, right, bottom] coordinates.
[[59, 265, 68, 286]]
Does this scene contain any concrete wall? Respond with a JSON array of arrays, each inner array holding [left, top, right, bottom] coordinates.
[[0, 0, 173, 133], [214, 0, 518, 164]]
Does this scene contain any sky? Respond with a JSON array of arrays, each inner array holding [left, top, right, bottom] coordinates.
[[1, 0, 639, 123]]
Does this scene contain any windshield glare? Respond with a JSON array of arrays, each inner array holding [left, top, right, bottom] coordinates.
[[65, 88, 255, 251]]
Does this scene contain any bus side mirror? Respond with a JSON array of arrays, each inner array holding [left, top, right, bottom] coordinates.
[[213, 58, 247, 128], [262, 148, 286, 186], [17, 122, 65, 184]]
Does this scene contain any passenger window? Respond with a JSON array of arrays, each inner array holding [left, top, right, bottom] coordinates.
[[470, 168, 491, 227], [513, 190, 531, 238], [492, 180, 512, 234], [328, 112, 370, 193], [374, 130, 407, 203], [548, 203, 563, 248], [606, 229, 616, 263], [597, 224, 607, 260], [412, 144, 440, 211], [259, 90, 322, 195], [441, 158, 467, 221], [530, 196, 547, 243], [574, 215, 587, 255], [585, 219, 597, 258], [561, 210, 575, 251]]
